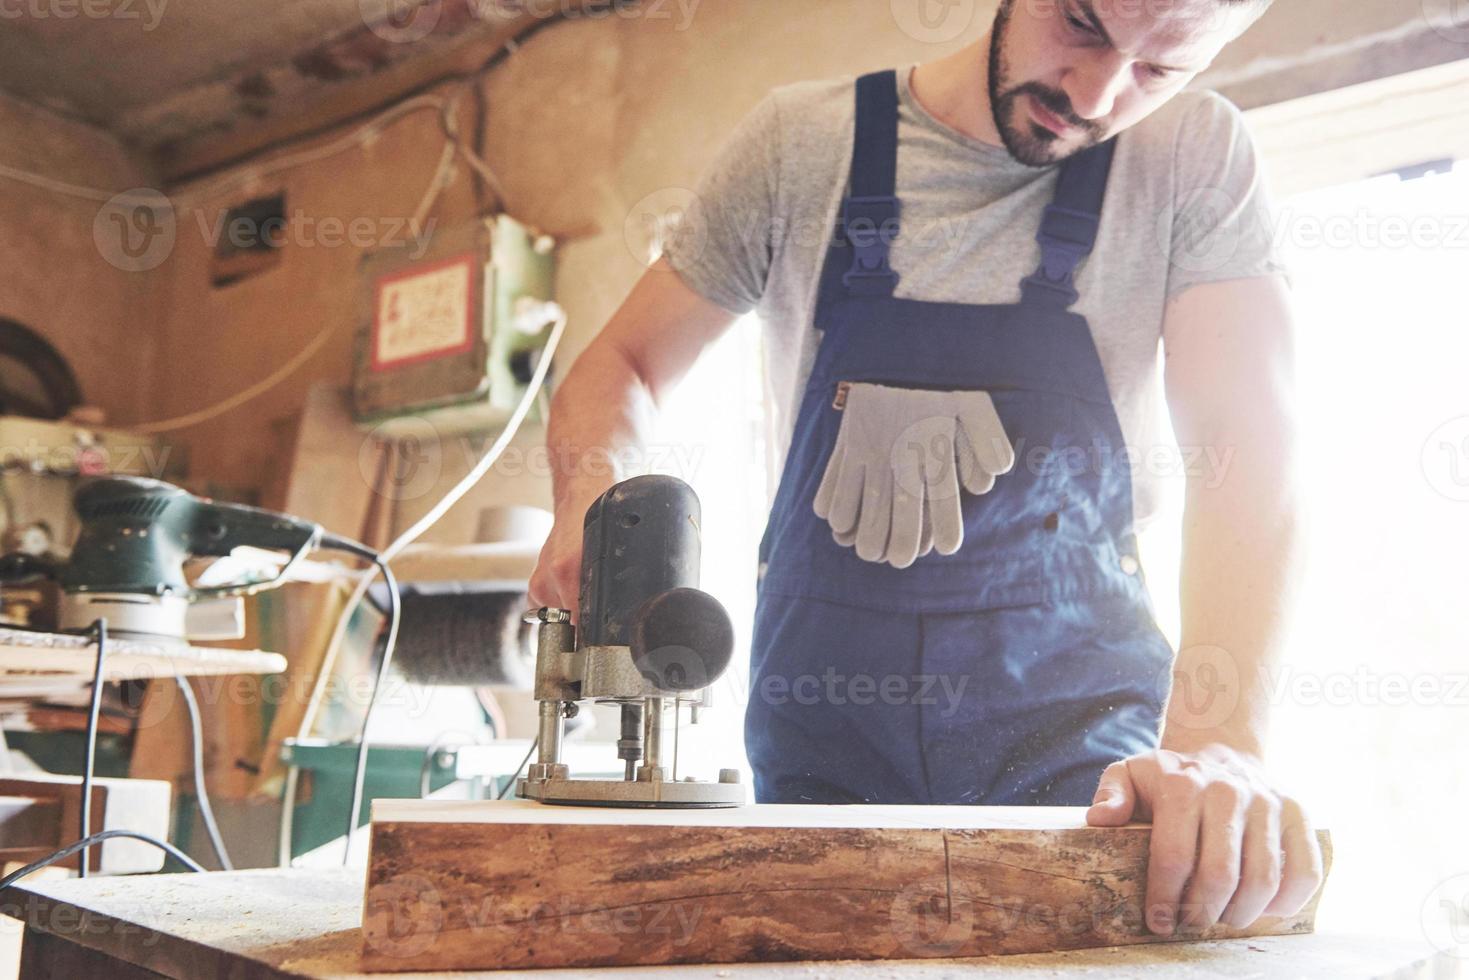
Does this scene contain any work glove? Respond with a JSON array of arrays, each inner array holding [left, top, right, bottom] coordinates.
[[813, 383, 1014, 569]]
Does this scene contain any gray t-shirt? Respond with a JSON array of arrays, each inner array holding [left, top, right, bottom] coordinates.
[[665, 65, 1286, 530]]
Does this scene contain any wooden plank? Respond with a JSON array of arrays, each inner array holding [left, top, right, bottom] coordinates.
[[361, 800, 1333, 972], [0, 627, 286, 686], [3, 870, 1437, 980]]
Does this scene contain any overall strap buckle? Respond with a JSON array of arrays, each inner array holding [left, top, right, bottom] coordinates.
[[1021, 204, 1100, 308], [841, 195, 901, 296]]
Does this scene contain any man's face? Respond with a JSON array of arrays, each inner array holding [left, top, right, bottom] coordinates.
[[989, 0, 1261, 166]]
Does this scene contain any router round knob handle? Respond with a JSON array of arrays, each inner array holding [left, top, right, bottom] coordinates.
[[629, 588, 734, 692]]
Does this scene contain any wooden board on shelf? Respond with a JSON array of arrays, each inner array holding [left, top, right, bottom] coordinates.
[[361, 800, 1333, 972], [0, 626, 285, 686]]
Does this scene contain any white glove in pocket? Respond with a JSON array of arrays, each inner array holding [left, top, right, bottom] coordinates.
[[813, 383, 1015, 568]]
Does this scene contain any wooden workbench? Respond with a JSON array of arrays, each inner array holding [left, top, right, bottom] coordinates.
[[1, 869, 1450, 978]]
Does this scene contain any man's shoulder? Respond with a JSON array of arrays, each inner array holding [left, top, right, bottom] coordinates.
[[752, 75, 863, 192], [1119, 88, 1248, 164], [760, 74, 858, 148]]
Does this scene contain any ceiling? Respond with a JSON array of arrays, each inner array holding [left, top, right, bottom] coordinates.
[[0, 0, 599, 182], [2, 0, 1466, 186]]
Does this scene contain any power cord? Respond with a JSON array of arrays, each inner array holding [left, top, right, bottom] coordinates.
[[0, 830, 205, 891], [77, 618, 107, 878], [174, 677, 234, 871], [0, 619, 210, 891], [318, 537, 400, 865]]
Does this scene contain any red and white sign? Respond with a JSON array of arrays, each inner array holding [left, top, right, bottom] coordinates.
[[371, 253, 477, 372]]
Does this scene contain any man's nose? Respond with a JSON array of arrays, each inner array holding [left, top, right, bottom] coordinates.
[[1062, 53, 1130, 121]]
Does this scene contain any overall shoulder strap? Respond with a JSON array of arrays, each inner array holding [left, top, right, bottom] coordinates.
[[1020, 137, 1117, 310], [815, 70, 903, 317]]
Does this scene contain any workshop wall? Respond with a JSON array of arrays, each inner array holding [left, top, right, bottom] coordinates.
[[143, 2, 973, 538], [137, 0, 1469, 535], [0, 92, 162, 426]]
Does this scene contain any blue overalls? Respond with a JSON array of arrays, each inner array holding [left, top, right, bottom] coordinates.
[[745, 70, 1175, 806]]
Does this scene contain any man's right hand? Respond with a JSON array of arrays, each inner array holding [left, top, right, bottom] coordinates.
[[526, 258, 741, 620], [528, 484, 611, 621]]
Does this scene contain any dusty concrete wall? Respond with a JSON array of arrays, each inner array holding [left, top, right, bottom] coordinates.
[[0, 92, 163, 427]]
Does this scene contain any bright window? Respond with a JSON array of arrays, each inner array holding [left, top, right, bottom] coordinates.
[[1145, 160, 1469, 940]]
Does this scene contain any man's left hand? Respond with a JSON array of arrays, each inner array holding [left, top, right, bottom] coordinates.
[[1085, 744, 1324, 935]]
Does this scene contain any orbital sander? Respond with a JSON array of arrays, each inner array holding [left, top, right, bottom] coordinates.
[[0, 476, 327, 643]]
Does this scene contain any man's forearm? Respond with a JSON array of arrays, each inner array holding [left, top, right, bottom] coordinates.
[[1162, 426, 1303, 762], [545, 338, 661, 511]]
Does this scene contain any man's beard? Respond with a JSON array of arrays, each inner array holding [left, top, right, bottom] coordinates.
[[988, 1, 1106, 167]]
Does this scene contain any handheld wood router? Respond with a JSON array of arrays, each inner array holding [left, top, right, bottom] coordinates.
[[518, 475, 746, 808]]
